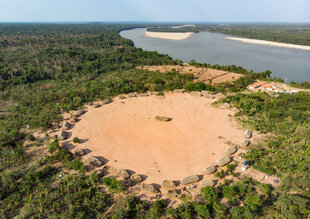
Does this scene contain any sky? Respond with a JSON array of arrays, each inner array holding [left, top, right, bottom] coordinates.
[[0, 0, 309, 23]]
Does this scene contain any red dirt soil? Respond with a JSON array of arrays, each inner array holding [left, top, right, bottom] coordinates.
[[65, 93, 245, 184]]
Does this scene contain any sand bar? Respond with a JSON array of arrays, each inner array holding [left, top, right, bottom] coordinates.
[[66, 93, 244, 184], [145, 31, 194, 40], [226, 37, 310, 51]]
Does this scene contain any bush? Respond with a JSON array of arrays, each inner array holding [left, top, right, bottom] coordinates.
[[25, 134, 35, 141], [192, 202, 211, 218], [103, 177, 125, 193], [47, 140, 60, 154], [146, 199, 167, 219], [88, 173, 100, 185], [73, 137, 81, 143], [68, 158, 87, 173], [201, 186, 218, 203], [213, 202, 227, 218]]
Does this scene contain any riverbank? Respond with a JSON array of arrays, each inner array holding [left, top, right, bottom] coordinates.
[[145, 31, 194, 40], [226, 37, 310, 51]]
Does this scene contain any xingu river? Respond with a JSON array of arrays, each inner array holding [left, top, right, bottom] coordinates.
[[120, 28, 310, 82]]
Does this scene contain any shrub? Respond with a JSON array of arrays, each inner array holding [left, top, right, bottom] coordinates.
[[103, 177, 125, 193], [201, 186, 218, 203], [88, 173, 100, 185], [68, 158, 87, 173], [245, 193, 262, 212], [215, 169, 225, 178], [73, 137, 81, 143], [146, 199, 167, 219], [175, 203, 193, 219], [222, 186, 238, 204], [25, 134, 35, 141], [192, 202, 211, 218], [213, 202, 227, 218], [47, 140, 60, 154]]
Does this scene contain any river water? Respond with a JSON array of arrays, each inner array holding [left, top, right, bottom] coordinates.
[[120, 28, 310, 82]]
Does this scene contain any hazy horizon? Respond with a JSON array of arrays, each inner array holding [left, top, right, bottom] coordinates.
[[0, 0, 309, 23]]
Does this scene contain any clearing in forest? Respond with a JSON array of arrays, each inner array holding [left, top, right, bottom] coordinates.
[[138, 65, 243, 85], [62, 93, 245, 184]]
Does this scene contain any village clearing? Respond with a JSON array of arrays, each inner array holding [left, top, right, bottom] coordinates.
[[138, 65, 243, 85], [61, 92, 245, 184], [47, 91, 281, 204]]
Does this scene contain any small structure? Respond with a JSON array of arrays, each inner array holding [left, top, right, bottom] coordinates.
[[262, 84, 274, 91], [117, 169, 130, 179], [167, 190, 178, 199], [199, 180, 215, 187], [141, 183, 157, 193], [59, 130, 68, 140], [249, 81, 267, 89], [102, 99, 111, 105], [130, 174, 143, 182], [224, 145, 238, 155], [75, 109, 86, 117], [62, 122, 71, 130], [181, 175, 200, 185], [241, 140, 250, 147], [137, 93, 149, 97], [203, 165, 216, 174], [216, 156, 232, 167], [74, 147, 85, 156], [155, 116, 172, 122], [86, 155, 103, 167], [93, 103, 101, 108], [127, 93, 137, 98], [245, 130, 253, 139], [190, 91, 202, 97], [161, 180, 176, 189], [242, 160, 250, 171], [174, 89, 185, 93]]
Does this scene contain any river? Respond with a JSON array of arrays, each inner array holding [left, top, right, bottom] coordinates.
[[120, 28, 310, 82]]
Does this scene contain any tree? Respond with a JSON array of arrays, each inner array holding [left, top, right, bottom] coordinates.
[[222, 186, 238, 204], [213, 201, 227, 218], [245, 193, 262, 212], [201, 186, 218, 203]]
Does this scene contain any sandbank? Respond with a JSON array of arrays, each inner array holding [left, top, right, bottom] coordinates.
[[226, 37, 310, 51], [145, 31, 194, 40]]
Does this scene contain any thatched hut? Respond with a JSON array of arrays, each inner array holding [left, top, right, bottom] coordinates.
[[204, 165, 216, 174], [216, 156, 232, 167]]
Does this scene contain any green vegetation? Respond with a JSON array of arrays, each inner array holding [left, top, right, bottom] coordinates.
[[205, 24, 310, 46], [289, 81, 310, 89], [147, 26, 200, 33], [103, 177, 125, 193], [225, 92, 310, 183], [72, 137, 81, 143], [0, 23, 309, 218], [148, 24, 310, 46]]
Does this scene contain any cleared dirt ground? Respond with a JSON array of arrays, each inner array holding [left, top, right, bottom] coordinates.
[[63, 93, 245, 184], [138, 65, 243, 85]]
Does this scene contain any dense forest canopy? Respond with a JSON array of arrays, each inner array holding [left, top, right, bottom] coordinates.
[[147, 24, 310, 46], [0, 23, 309, 218]]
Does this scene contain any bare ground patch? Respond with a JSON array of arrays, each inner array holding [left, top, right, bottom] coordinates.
[[58, 93, 245, 184], [138, 65, 243, 85]]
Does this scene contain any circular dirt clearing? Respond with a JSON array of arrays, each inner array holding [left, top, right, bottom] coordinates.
[[67, 93, 244, 183]]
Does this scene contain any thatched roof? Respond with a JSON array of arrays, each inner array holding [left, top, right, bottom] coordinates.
[[216, 156, 232, 167], [181, 175, 200, 185]]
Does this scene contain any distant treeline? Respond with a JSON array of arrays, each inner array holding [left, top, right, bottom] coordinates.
[[147, 24, 310, 46], [147, 27, 200, 33]]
